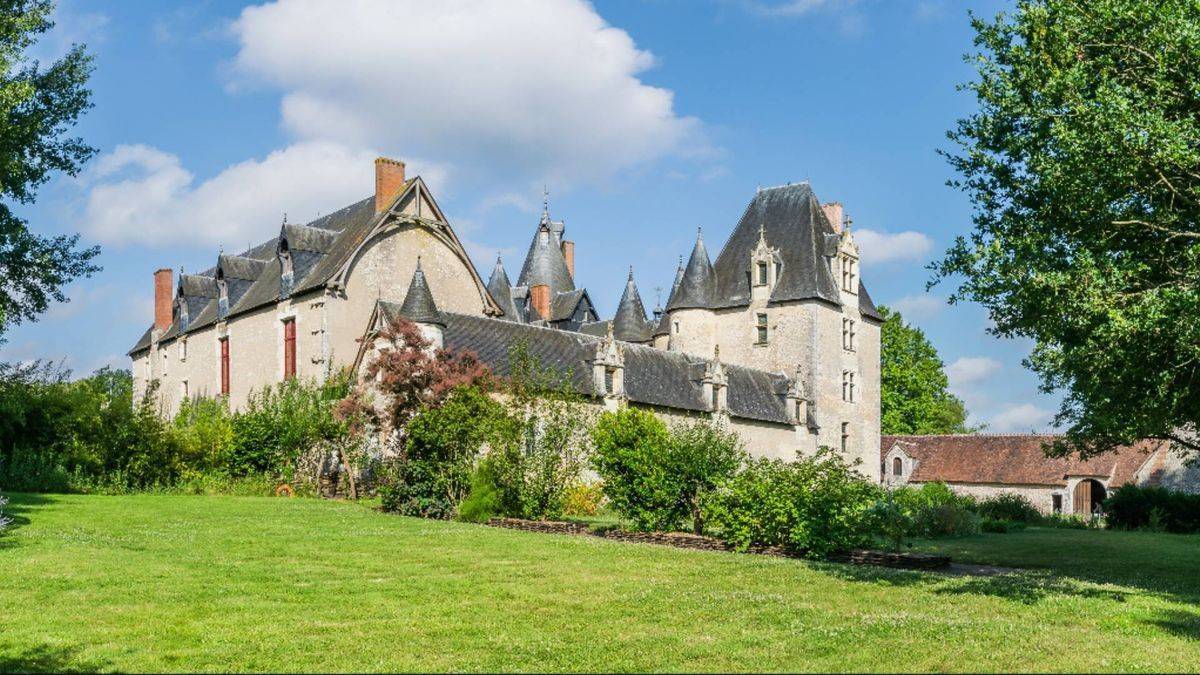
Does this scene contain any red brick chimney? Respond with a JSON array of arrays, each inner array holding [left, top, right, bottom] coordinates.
[[375, 157, 407, 214], [530, 284, 550, 320], [562, 240, 575, 278], [822, 202, 844, 234], [154, 268, 173, 334]]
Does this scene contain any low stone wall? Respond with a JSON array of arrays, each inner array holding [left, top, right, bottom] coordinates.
[[485, 518, 949, 569]]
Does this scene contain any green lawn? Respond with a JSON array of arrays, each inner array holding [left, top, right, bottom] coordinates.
[[1, 494, 1197, 672]]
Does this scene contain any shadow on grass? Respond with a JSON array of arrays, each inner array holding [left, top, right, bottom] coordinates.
[[1151, 609, 1200, 641], [818, 560, 1127, 605], [0, 643, 110, 673], [0, 493, 60, 547]]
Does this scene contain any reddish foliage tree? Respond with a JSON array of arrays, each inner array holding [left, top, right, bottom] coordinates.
[[338, 317, 492, 436]]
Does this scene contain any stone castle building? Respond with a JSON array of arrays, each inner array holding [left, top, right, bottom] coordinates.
[[130, 157, 883, 478]]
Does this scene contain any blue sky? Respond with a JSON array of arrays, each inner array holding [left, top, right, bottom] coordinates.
[[3, 0, 1057, 432]]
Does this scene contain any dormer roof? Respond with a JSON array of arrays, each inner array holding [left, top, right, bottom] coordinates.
[[486, 256, 520, 322], [398, 259, 444, 327]]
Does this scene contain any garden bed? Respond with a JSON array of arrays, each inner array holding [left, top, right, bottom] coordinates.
[[487, 517, 950, 570]]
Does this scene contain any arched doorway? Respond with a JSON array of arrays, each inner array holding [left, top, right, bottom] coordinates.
[[1072, 479, 1108, 516]]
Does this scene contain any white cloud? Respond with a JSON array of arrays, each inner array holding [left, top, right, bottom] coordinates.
[[29, 2, 109, 62], [946, 356, 1002, 389], [83, 142, 448, 248], [229, 0, 702, 188], [888, 293, 944, 320], [854, 228, 933, 264], [989, 403, 1053, 433]]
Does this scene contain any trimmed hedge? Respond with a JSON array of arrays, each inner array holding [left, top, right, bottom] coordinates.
[[1104, 485, 1200, 534]]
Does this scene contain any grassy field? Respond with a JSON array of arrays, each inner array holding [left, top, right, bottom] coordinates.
[[1, 494, 1198, 672]]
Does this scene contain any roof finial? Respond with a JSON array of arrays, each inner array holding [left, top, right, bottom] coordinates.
[[714, 344, 721, 362], [758, 222, 767, 245], [678, 254, 684, 268], [282, 211, 288, 225], [628, 264, 634, 280], [843, 214, 853, 232], [542, 185, 549, 216], [696, 226, 703, 242]]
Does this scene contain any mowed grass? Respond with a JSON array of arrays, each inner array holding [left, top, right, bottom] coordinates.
[[1, 494, 1198, 673]]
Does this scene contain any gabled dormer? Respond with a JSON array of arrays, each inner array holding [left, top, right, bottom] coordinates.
[[748, 223, 782, 300]]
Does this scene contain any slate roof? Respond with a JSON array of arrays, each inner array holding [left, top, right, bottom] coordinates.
[[882, 435, 1163, 487], [430, 310, 793, 424], [668, 231, 716, 311], [612, 269, 653, 343], [516, 214, 575, 295], [128, 185, 418, 355], [654, 257, 685, 337], [397, 261, 444, 327], [486, 257, 521, 322]]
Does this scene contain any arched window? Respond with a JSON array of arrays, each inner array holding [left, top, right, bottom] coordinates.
[[892, 457, 903, 476]]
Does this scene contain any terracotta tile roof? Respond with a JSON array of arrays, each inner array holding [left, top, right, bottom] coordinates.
[[882, 434, 1165, 487]]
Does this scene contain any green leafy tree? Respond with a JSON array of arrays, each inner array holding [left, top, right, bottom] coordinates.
[[879, 306, 974, 435], [0, 1, 99, 337], [935, 0, 1200, 457]]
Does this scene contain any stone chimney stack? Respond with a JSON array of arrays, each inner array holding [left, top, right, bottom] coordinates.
[[562, 240, 575, 278], [375, 157, 407, 214], [154, 268, 173, 334], [822, 202, 844, 234], [530, 284, 550, 320]]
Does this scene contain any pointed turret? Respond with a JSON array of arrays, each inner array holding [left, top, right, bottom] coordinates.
[[486, 255, 520, 321], [653, 255, 685, 337], [399, 258, 444, 327], [612, 267, 653, 343], [517, 204, 574, 295], [667, 228, 716, 311]]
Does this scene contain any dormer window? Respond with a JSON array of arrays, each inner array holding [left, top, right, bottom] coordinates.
[[756, 261, 768, 285], [539, 229, 549, 245], [893, 457, 903, 476], [216, 269, 229, 316], [279, 239, 294, 296], [604, 367, 615, 394]]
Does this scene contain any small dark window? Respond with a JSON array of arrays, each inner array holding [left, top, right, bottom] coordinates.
[[893, 457, 903, 476], [604, 367, 615, 394], [1052, 494, 1063, 514], [711, 385, 720, 411], [840, 422, 849, 453], [757, 262, 768, 285], [756, 313, 768, 344]]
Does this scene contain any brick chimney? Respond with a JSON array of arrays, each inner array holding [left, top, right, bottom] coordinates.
[[154, 268, 173, 334], [562, 240, 575, 278], [822, 202, 844, 234], [375, 157, 407, 214], [530, 284, 550, 320]]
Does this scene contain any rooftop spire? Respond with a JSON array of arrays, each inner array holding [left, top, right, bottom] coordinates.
[[612, 267, 652, 343], [398, 258, 444, 327], [667, 228, 716, 311]]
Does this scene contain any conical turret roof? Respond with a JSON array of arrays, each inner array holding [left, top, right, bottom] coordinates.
[[612, 267, 653, 343], [517, 211, 574, 294], [399, 259, 444, 326], [486, 255, 520, 321], [667, 229, 716, 311], [654, 256, 686, 336]]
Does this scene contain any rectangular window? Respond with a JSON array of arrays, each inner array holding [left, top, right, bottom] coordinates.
[[842, 318, 851, 350], [841, 422, 850, 453], [712, 385, 720, 411], [756, 313, 768, 344], [756, 262, 768, 285], [673, 321, 679, 335], [850, 319, 857, 350], [220, 337, 230, 396], [180, 338, 187, 362], [181, 380, 189, 401], [842, 371, 856, 402], [841, 256, 850, 290], [283, 318, 296, 380], [1052, 494, 1063, 514], [604, 367, 615, 395]]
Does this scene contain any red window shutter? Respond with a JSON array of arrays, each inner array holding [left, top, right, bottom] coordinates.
[[220, 338, 230, 396], [284, 320, 296, 380]]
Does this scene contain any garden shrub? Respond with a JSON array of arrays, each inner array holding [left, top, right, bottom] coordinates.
[[1104, 485, 1200, 534], [228, 374, 351, 478], [976, 493, 1041, 524], [591, 410, 742, 533], [562, 481, 604, 517], [704, 449, 881, 559], [892, 482, 980, 538], [0, 493, 10, 536], [869, 490, 914, 552], [383, 385, 507, 519], [980, 518, 1026, 534], [456, 459, 505, 523]]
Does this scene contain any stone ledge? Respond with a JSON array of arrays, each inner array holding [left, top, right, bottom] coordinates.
[[485, 518, 950, 570]]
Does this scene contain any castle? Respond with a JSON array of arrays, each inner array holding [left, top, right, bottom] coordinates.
[[129, 157, 882, 479]]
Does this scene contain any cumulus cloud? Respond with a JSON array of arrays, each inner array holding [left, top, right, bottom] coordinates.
[[854, 228, 933, 264], [229, 0, 702, 187], [989, 403, 1053, 433], [83, 141, 447, 247], [887, 293, 944, 320], [946, 356, 1002, 389]]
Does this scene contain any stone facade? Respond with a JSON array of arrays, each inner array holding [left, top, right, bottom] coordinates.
[[130, 158, 883, 476]]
